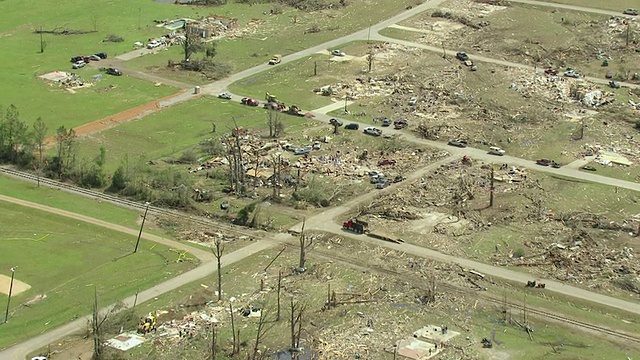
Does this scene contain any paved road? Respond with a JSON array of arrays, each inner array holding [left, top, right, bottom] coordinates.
[[0, 194, 283, 359], [4, 0, 640, 357]]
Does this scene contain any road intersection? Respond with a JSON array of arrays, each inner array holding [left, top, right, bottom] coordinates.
[[2, 0, 640, 358]]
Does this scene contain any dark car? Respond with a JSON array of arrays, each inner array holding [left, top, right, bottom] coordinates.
[[106, 68, 122, 76], [71, 55, 84, 63], [456, 52, 469, 61], [544, 68, 558, 75], [329, 118, 343, 127], [345, 123, 359, 130], [95, 52, 108, 59], [378, 159, 397, 166], [581, 165, 597, 171]]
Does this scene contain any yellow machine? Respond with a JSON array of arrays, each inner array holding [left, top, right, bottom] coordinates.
[[137, 313, 157, 334]]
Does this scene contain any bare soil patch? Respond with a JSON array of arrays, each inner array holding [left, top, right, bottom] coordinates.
[[0, 273, 31, 296]]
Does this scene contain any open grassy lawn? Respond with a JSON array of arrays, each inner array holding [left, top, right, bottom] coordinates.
[[73, 96, 313, 173], [0, 201, 195, 349], [229, 41, 382, 111], [124, 0, 418, 81], [0, 0, 194, 132], [0, 175, 140, 227]]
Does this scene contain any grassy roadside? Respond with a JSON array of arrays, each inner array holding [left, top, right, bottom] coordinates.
[[0, 201, 196, 349]]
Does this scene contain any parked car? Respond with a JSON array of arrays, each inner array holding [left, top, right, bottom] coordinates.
[[488, 146, 506, 156], [106, 67, 122, 76], [363, 127, 382, 136], [544, 68, 558, 75], [381, 118, 391, 127], [329, 118, 343, 127], [294, 148, 311, 155], [95, 52, 108, 59], [378, 159, 397, 166], [456, 52, 469, 61], [147, 40, 161, 49], [609, 81, 621, 89], [376, 180, 391, 189], [72, 60, 86, 69], [623, 8, 638, 16], [331, 49, 346, 57], [393, 119, 408, 129], [564, 69, 580, 78], [88, 54, 101, 61], [218, 92, 232, 100], [448, 139, 468, 148], [536, 158, 552, 166], [312, 141, 321, 150], [581, 165, 597, 171], [268, 54, 282, 65], [241, 97, 260, 106], [605, 71, 613, 79], [345, 123, 359, 130], [393, 175, 405, 183], [70, 55, 84, 63], [408, 96, 418, 106], [82, 56, 91, 63]]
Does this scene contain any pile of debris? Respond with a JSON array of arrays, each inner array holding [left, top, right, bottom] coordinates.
[[38, 71, 90, 89], [498, 228, 640, 293]]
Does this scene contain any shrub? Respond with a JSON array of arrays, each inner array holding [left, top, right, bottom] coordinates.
[[104, 34, 124, 43], [513, 247, 525, 258]]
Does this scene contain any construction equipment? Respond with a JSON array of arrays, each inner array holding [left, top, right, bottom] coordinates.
[[264, 101, 286, 111], [137, 313, 158, 334], [342, 218, 368, 234], [287, 105, 304, 116], [265, 92, 278, 103]]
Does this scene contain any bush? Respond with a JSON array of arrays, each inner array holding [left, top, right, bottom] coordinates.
[[513, 247, 525, 259], [293, 177, 332, 207], [104, 34, 124, 43]]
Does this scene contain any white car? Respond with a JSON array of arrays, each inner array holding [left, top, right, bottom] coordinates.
[[488, 146, 506, 156], [363, 127, 382, 137], [331, 49, 346, 57], [147, 40, 161, 49], [72, 60, 86, 69]]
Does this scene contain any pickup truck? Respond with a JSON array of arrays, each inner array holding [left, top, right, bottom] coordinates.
[[268, 55, 281, 65]]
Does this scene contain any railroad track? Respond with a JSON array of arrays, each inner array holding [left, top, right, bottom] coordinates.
[[0, 167, 255, 239], [5, 167, 640, 345], [316, 249, 640, 345]]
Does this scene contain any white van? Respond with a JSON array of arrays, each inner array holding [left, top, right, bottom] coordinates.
[[488, 146, 506, 156]]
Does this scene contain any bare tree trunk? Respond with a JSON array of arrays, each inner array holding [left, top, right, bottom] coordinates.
[[251, 310, 269, 360], [489, 167, 495, 208], [211, 324, 217, 360], [212, 239, 224, 301], [298, 218, 312, 270], [277, 269, 282, 321], [230, 303, 237, 355]]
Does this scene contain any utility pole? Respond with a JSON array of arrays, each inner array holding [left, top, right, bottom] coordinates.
[[134, 202, 150, 253], [4, 267, 16, 323], [627, 21, 630, 47]]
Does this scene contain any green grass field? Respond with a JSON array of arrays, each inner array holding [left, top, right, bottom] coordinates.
[[72, 96, 313, 174], [0, 200, 196, 349], [229, 41, 381, 111]]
